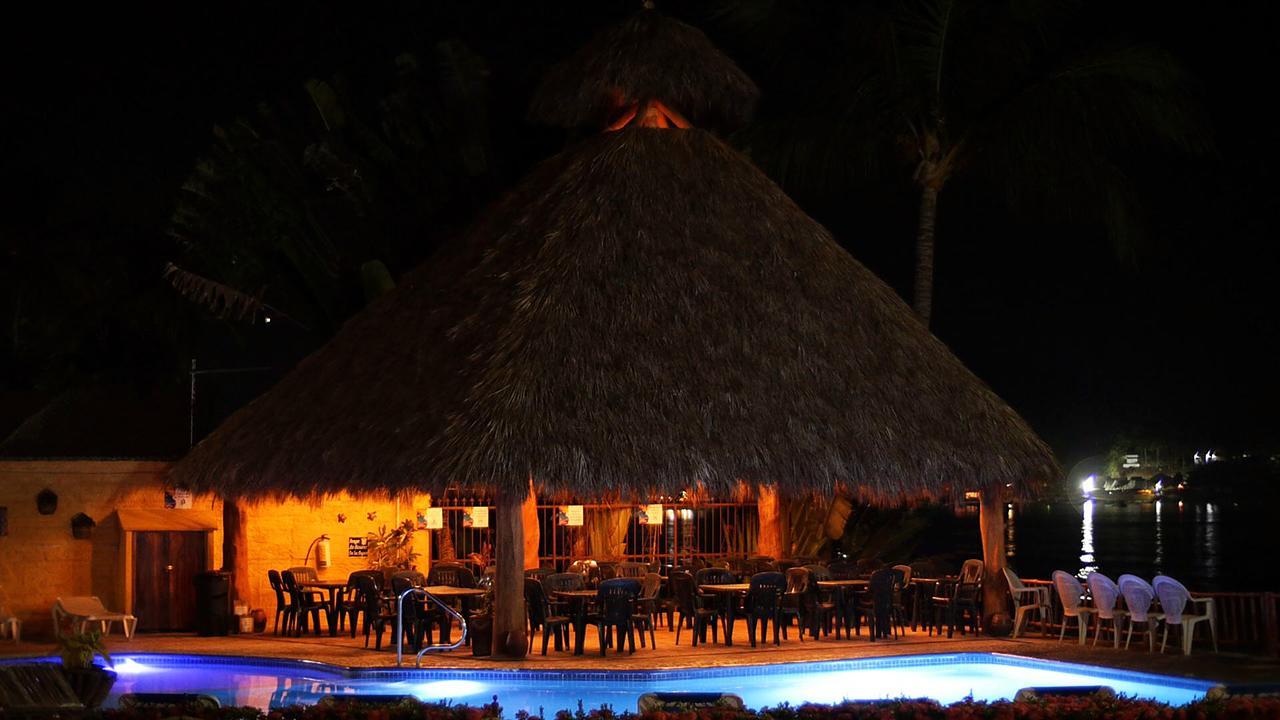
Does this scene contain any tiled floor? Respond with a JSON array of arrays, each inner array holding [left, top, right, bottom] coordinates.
[[4, 618, 1277, 685]]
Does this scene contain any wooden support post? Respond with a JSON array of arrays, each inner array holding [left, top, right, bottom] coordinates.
[[221, 497, 251, 605], [493, 486, 528, 657], [522, 481, 540, 570], [979, 490, 1010, 635]]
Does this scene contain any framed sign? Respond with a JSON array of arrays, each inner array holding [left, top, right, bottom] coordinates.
[[348, 536, 368, 557], [637, 504, 663, 525], [466, 505, 489, 528], [557, 505, 583, 526], [420, 507, 444, 530]]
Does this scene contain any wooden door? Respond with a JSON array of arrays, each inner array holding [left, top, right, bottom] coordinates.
[[133, 531, 207, 631]]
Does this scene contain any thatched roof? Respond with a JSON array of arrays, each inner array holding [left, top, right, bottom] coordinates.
[[173, 125, 1058, 504], [528, 9, 759, 132]]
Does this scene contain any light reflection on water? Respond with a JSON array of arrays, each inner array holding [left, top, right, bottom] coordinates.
[[995, 501, 1244, 590], [1078, 499, 1096, 577]]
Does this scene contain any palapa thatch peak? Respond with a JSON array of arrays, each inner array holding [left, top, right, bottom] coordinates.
[[172, 123, 1059, 505], [528, 8, 759, 132]]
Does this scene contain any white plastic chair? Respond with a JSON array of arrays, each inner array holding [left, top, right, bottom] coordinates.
[[1118, 574, 1163, 652], [52, 596, 137, 640], [1086, 572, 1129, 648], [1153, 575, 1216, 655], [1003, 567, 1050, 638], [0, 606, 19, 643], [1052, 571, 1095, 645]]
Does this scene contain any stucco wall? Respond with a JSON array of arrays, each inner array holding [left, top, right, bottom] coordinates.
[[0, 459, 444, 636], [239, 493, 432, 616], [0, 459, 222, 637]]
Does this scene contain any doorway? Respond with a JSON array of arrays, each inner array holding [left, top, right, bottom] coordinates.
[[133, 531, 207, 631]]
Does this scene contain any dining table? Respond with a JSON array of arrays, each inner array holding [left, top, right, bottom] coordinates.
[[552, 588, 600, 655], [816, 579, 868, 639], [416, 585, 487, 644], [299, 580, 349, 636], [698, 583, 750, 646]]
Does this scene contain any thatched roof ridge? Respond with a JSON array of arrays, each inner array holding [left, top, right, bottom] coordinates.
[[529, 10, 759, 132], [173, 127, 1058, 503]]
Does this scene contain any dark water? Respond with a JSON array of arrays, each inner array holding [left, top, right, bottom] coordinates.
[[987, 500, 1268, 592]]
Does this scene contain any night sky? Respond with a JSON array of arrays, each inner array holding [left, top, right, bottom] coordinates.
[[4, 1, 1277, 468]]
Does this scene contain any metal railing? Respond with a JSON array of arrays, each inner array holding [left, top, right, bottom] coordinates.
[[427, 496, 761, 569], [395, 587, 468, 667]]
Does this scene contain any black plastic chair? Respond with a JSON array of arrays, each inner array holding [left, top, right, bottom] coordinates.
[[931, 560, 983, 638], [671, 571, 719, 645], [390, 576, 431, 652], [356, 575, 396, 649], [588, 578, 641, 656], [336, 570, 382, 637], [281, 569, 330, 637], [525, 578, 571, 655], [267, 570, 296, 636], [804, 564, 847, 638], [857, 568, 902, 641], [745, 572, 786, 646]]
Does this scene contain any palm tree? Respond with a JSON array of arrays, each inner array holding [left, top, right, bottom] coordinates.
[[699, 0, 1206, 327], [167, 40, 496, 333]]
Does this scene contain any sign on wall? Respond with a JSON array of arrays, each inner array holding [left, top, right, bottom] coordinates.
[[557, 505, 583, 526], [465, 505, 489, 528], [347, 536, 368, 557], [637, 503, 663, 525], [420, 507, 444, 530]]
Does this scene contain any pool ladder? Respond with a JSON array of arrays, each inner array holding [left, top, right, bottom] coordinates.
[[395, 587, 468, 667]]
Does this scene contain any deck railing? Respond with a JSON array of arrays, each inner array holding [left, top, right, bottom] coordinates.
[[1023, 579, 1279, 655]]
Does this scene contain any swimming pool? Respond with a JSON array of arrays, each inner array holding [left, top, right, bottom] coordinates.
[[25, 652, 1208, 711]]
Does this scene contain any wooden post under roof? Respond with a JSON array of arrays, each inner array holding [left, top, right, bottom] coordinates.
[[492, 486, 529, 657], [221, 497, 251, 605], [979, 490, 1010, 633]]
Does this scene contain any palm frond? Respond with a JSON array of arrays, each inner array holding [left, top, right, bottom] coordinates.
[[895, 0, 959, 118], [162, 262, 267, 323]]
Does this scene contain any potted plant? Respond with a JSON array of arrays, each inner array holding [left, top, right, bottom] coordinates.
[[469, 583, 494, 657], [366, 519, 420, 582], [57, 629, 116, 708]]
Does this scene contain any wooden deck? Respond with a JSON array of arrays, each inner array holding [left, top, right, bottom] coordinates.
[[4, 619, 1278, 686]]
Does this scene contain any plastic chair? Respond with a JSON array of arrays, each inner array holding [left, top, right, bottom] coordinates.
[[267, 570, 297, 635], [616, 562, 648, 579], [525, 578, 571, 655], [670, 571, 719, 645], [1002, 567, 1050, 639], [52, 596, 136, 639], [1086, 572, 1129, 648], [286, 566, 318, 583], [931, 561, 982, 638], [1153, 575, 1217, 655], [858, 568, 903, 640], [1118, 575, 1163, 652], [744, 572, 786, 646], [1052, 571, 1094, 645], [281, 570, 330, 637], [589, 578, 641, 656], [356, 575, 396, 649]]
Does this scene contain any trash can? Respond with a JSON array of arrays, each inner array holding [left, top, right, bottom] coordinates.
[[194, 571, 232, 636]]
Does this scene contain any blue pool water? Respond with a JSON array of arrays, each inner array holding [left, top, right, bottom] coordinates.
[[35, 653, 1214, 711]]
